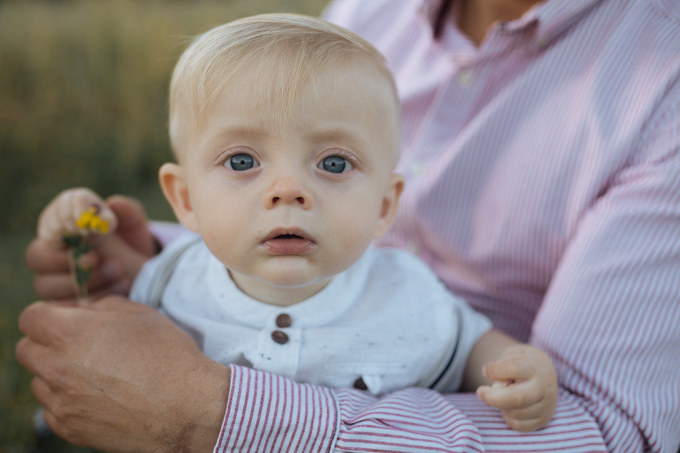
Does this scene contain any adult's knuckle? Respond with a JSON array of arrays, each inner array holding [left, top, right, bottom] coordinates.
[[14, 338, 29, 364], [45, 322, 74, 349], [42, 362, 73, 393], [50, 398, 69, 421]]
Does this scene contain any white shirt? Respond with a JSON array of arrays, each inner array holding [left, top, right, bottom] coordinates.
[[131, 233, 491, 395]]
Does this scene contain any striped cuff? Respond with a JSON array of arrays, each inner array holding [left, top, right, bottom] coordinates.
[[214, 365, 339, 453]]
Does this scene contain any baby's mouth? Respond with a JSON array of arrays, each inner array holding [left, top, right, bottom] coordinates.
[[275, 234, 304, 239], [262, 229, 315, 255]]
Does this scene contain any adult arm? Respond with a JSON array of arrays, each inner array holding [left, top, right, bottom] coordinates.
[[530, 95, 680, 452], [214, 91, 680, 453], [15, 297, 230, 452]]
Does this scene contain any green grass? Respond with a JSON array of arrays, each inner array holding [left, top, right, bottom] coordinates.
[[0, 0, 328, 450]]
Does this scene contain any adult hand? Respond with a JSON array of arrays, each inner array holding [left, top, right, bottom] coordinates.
[[15, 296, 230, 452], [26, 194, 157, 300]]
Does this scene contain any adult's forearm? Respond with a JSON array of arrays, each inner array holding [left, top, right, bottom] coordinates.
[[16, 297, 231, 453]]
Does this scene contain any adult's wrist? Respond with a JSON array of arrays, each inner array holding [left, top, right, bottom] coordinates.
[[175, 360, 231, 452]]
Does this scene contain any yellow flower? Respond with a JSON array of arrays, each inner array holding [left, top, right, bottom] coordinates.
[[76, 206, 110, 233]]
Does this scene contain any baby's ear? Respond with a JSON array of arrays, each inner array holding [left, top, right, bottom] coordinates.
[[158, 163, 199, 233], [374, 173, 405, 240]]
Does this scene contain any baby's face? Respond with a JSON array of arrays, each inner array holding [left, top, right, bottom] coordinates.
[[161, 62, 403, 304]]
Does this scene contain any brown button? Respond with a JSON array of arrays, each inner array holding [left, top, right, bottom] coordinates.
[[271, 330, 289, 344], [276, 313, 292, 328], [353, 377, 368, 391]]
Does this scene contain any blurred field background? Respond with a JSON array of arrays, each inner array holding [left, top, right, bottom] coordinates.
[[0, 0, 328, 451]]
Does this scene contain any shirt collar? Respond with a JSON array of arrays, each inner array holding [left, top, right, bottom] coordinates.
[[419, 0, 605, 47], [532, 0, 605, 47]]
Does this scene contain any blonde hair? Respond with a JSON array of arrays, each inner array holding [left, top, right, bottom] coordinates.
[[168, 13, 400, 156]]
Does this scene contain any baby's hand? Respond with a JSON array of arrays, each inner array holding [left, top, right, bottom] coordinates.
[[476, 345, 557, 432], [38, 188, 118, 249], [29, 190, 155, 301]]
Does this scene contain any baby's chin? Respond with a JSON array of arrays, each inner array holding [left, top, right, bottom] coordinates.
[[250, 267, 335, 290], [227, 261, 338, 305]]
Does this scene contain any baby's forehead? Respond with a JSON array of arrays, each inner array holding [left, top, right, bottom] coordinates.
[[192, 58, 395, 126], [169, 15, 401, 161]]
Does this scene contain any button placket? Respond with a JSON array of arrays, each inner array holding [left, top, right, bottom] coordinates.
[[271, 330, 289, 344], [255, 327, 301, 378], [457, 68, 474, 87]]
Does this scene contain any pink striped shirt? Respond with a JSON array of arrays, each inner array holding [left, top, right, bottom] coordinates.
[[209, 0, 680, 451]]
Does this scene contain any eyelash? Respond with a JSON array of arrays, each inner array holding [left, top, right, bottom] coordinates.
[[320, 149, 360, 170], [219, 148, 259, 168]]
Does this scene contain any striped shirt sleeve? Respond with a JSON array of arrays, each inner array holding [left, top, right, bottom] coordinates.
[[215, 366, 608, 453]]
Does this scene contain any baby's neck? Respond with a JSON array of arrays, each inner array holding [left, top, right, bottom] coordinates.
[[228, 270, 333, 306]]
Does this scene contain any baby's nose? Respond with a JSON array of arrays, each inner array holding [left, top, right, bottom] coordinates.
[[264, 177, 312, 210]]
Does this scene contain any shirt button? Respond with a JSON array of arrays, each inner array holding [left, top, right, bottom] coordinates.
[[409, 162, 425, 177], [458, 68, 474, 87], [353, 377, 368, 391], [276, 313, 292, 328], [271, 330, 289, 344]]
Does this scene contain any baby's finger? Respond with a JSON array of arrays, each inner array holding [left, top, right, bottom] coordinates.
[[477, 380, 543, 410], [499, 401, 547, 421], [501, 415, 548, 433], [483, 356, 534, 382], [37, 194, 72, 249], [68, 189, 118, 236]]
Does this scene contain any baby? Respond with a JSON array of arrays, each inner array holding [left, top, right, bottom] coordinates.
[[38, 14, 557, 432]]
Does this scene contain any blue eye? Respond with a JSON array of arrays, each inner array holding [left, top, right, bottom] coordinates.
[[320, 156, 352, 174], [228, 153, 258, 171]]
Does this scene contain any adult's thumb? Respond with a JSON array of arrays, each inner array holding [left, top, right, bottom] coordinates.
[[106, 195, 156, 258]]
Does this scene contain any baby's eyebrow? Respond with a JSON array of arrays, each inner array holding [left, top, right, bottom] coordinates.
[[215, 124, 267, 140], [306, 127, 366, 148]]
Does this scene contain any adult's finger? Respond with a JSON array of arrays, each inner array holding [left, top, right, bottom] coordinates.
[[25, 239, 79, 273], [41, 407, 79, 447], [15, 337, 53, 375], [31, 376, 56, 409], [107, 195, 156, 257], [17, 302, 77, 347], [33, 254, 128, 300], [33, 274, 77, 300], [85, 295, 153, 313]]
